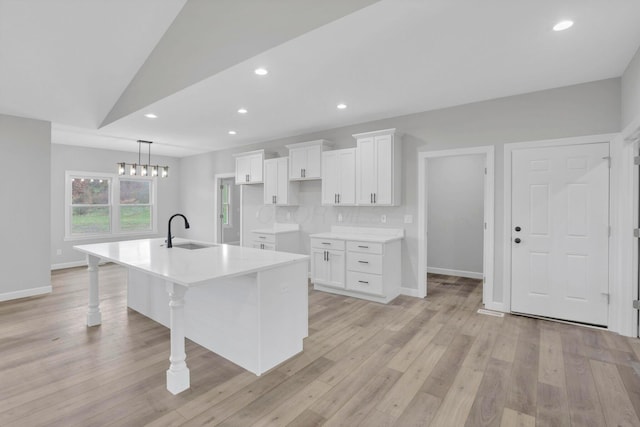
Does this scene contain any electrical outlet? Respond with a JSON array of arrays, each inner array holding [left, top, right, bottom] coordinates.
[[381, 214, 387, 223], [338, 213, 343, 222], [404, 214, 413, 224]]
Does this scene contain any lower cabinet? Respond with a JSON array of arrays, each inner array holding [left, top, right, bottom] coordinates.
[[310, 237, 401, 303], [251, 231, 299, 253]]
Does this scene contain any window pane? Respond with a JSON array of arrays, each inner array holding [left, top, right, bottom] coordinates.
[[222, 204, 229, 225], [71, 207, 110, 234], [120, 206, 151, 231], [120, 180, 150, 204], [222, 184, 229, 204], [72, 178, 109, 204]]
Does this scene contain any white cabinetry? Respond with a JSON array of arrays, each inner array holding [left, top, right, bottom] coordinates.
[[354, 129, 401, 206], [234, 150, 266, 184], [321, 148, 356, 206], [250, 224, 300, 253], [264, 157, 299, 205], [310, 238, 345, 289], [286, 140, 331, 180], [310, 227, 404, 304]]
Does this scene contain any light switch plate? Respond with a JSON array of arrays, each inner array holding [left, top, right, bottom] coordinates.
[[404, 214, 413, 224]]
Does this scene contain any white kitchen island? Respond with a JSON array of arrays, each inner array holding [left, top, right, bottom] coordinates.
[[74, 238, 309, 394]]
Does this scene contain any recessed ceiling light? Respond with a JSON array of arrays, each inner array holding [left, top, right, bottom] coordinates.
[[144, 113, 158, 119], [228, 130, 237, 135], [238, 108, 248, 114], [337, 103, 347, 110], [553, 20, 573, 31], [254, 67, 268, 76]]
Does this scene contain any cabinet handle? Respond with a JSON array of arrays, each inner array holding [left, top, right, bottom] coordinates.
[[326, 251, 329, 261], [358, 280, 369, 284], [259, 236, 266, 239], [370, 193, 373, 203], [358, 260, 369, 264], [373, 193, 376, 203], [246, 174, 249, 182], [334, 194, 337, 204], [357, 245, 369, 248], [337, 194, 340, 204], [321, 242, 331, 245]]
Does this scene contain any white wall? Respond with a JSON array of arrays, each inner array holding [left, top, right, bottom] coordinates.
[[180, 78, 621, 303], [622, 45, 640, 128], [50, 144, 182, 267], [0, 114, 51, 300], [427, 155, 484, 276]]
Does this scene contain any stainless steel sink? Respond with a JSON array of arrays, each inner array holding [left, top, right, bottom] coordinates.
[[172, 243, 217, 250]]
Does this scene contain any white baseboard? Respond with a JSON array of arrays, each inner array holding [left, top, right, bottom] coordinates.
[[427, 267, 483, 280], [0, 285, 52, 302], [399, 287, 421, 297], [51, 260, 87, 270], [483, 301, 506, 313]]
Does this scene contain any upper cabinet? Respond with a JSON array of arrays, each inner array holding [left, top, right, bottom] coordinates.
[[264, 157, 299, 206], [322, 148, 356, 206], [285, 140, 332, 180], [354, 129, 401, 206], [234, 149, 266, 185]]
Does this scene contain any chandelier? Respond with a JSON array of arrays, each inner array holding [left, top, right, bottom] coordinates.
[[117, 140, 169, 178]]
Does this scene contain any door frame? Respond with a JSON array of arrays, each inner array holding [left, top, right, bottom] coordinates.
[[418, 145, 495, 306], [213, 173, 240, 244], [503, 133, 618, 320]]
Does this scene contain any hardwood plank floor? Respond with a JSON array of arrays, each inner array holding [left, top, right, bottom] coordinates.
[[1, 267, 639, 426]]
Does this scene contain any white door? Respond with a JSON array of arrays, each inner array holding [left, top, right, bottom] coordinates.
[[289, 148, 306, 180], [249, 154, 263, 183], [375, 134, 393, 205], [235, 156, 250, 184], [305, 145, 322, 178], [338, 149, 356, 205], [511, 143, 609, 326], [276, 157, 288, 204], [321, 151, 338, 205]]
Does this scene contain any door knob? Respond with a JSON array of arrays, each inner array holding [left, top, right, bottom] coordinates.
[[515, 226, 522, 232], [514, 238, 521, 244]]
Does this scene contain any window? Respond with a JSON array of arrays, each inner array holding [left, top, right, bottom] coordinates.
[[221, 182, 232, 227], [65, 171, 157, 239]]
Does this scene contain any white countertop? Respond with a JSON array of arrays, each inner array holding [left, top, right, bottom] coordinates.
[[74, 238, 308, 288], [251, 223, 300, 234], [310, 226, 404, 243]]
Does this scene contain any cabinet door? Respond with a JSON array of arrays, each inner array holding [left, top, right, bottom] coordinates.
[[305, 145, 322, 179], [374, 134, 393, 204], [326, 250, 345, 288], [311, 249, 330, 283], [289, 148, 306, 180], [338, 149, 356, 205], [276, 157, 289, 204], [356, 136, 376, 205], [249, 154, 263, 183], [263, 159, 278, 204], [235, 156, 251, 184], [321, 151, 338, 205]]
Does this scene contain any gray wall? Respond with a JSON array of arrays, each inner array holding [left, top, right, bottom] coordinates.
[[622, 45, 640, 128], [0, 114, 51, 298], [427, 155, 484, 275], [180, 78, 621, 304], [50, 144, 182, 267]]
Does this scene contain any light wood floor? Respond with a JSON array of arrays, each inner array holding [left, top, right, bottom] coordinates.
[[1, 267, 640, 426]]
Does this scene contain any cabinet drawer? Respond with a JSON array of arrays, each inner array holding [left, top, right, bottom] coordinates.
[[311, 238, 345, 251], [347, 252, 382, 275], [346, 241, 383, 254], [346, 271, 383, 295], [252, 242, 275, 251], [252, 233, 275, 244]]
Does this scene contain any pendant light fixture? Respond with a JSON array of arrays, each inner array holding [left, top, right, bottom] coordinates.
[[117, 140, 169, 178]]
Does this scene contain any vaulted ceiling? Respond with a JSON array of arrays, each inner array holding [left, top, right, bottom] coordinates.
[[1, 0, 640, 157]]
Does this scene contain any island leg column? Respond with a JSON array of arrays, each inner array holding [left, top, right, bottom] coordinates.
[[166, 282, 190, 394], [86, 254, 102, 326]]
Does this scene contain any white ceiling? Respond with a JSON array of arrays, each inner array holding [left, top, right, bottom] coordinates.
[[2, 0, 640, 157]]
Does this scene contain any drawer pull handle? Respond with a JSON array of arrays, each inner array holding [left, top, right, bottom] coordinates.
[[358, 280, 369, 284], [321, 242, 331, 245], [357, 245, 369, 248], [259, 236, 266, 239], [358, 260, 369, 264]]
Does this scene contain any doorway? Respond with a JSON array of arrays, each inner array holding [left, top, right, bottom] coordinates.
[[510, 142, 610, 326], [418, 146, 495, 306], [214, 174, 241, 245]]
